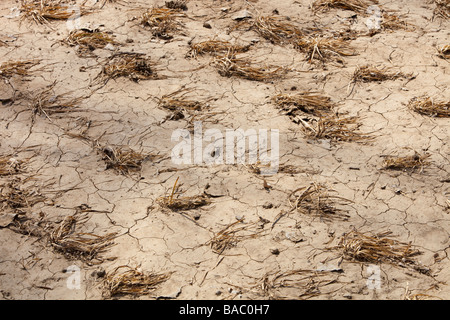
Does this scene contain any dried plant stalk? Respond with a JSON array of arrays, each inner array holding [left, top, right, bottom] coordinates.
[[336, 230, 428, 274], [438, 45, 450, 59], [140, 7, 185, 39], [352, 65, 412, 83], [187, 40, 250, 58], [99, 145, 150, 175], [0, 60, 41, 79], [212, 51, 288, 82], [208, 219, 261, 254], [289, 183, 351, 221], [64, 29, 118, 56], [312, 0, 379, 12], [50, 215, 117, 261], [382, 152, 431, 172], [95, 53, 159, 84], [0, 179, 47, 214], [300, 115, 371, 142], [408, 96, 450, 118], [380, 13, 413, 31], [158, 88, 209, 121], [157, 177, 211, 211], [272, 92, 335, 117], [103, 266, 171, 297], [20, 0, 94, 25]]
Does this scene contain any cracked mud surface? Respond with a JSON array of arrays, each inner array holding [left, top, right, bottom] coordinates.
[[0, 0, 449, 300]]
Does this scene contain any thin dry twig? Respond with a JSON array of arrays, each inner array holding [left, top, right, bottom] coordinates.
[[103, 266, 171, 297], [408, 96, 450, 118]]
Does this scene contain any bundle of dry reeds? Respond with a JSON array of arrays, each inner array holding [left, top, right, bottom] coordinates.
[[157, 177, 211, 211], [438, 45, 450, 59], [140, 7, 185, 39], [337, 230, 425, 272], [272, 92, 336, 117], [20, 0, 94, 25], [408, 96, 450, 118], [381, 152, 431, 172], [49, 215, 117, 261], [352, 65, 411, 83], [312, 0, 379, 12], [103, 266, 171, 297], [63, 29, 118, 56], [187, 40, 250, 58], [300, 115, 371, 142], [289, 183, 351, 221], [98, 145, 150, 175], [212, 51, 288, 82], [95, 53, 159, 84], [0, 59, 41, 79]]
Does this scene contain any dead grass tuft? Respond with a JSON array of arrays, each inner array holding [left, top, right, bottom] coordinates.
[[97, 144, 151, 175], [0, 156, 25, 176], [212, 51, 288, 82], [312, 0, 379, 13], [140, 7, 185, 39], [63, 29, 118, 57], [272, 92, 336, 118], [408, 96, 450, 118], [335, 230, 429, 274], [351, 65, 412, 83], [187, 40, 250, 58], [251, 15, 303, 45], [208, 219, 262, 254], [20, 0, 94, 25], [157, 177, 211, 211], [103, 266, 171, 297], [289, 183, 352, 221], [95, 53, 160, 84], [0, 179, 47, 214], [437, 45, 450, 59], [165, 0, 188, 11], [300, 115, 372, 142], [259, 269, 340, 299], [381, 152, 431, 172], [157, 87, 210, 121], [49, 215, 117, 261], [294, 36, 356, 64], [434, 0, 450, 18], [0, 60, 41, 80]]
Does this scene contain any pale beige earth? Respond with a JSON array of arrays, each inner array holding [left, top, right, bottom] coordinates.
[[0, 0, 449, 300]]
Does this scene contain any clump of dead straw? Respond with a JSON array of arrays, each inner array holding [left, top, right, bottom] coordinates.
[[289, 183, 351, 221], [140, 7, 185, 39], [165, 0, 188, 11], [157, 87, 209, 121], [0, 156, 25, 176], [300, 115, 372, 142], [408, 96, 450, 118], [312, 0, 379, 13], [294, 36, 356, 64], [187, 39, 250, 58], [63, 29, 118, 57], [212, 51, 288, 82], [381, 152, 431, 172], [0, 179, 48, 214], [157, 177, 211, 211], [351, 65, 412, 83], [20, 0, 94, 25], [251, 15, 303, 45], [434, 0, 450, 19], [49, 215, 117, 262], [95, 53, 160, 84], [103, 266, 171, 297], [272, 92, 336, 118], [0, 60, 41, 80], [98, 144, 151, 175], [335, 230, 429, 274], [437, 45, 450, 59]]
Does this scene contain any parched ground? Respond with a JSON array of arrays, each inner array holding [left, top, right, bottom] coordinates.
[[0, 0, 449, 300]]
